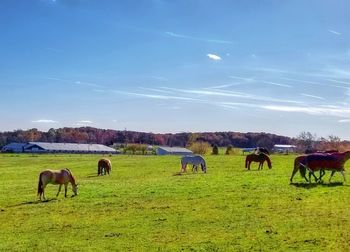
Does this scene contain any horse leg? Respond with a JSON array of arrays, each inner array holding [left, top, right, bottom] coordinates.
[[64, 183, 68, 197], [329, 171, 336, 182], [181, 164, 187, 173], [319, 170, 325, 182], [290, 166, 299, 183], [56, 184, 62, 197], [340, 171, 346, 182]]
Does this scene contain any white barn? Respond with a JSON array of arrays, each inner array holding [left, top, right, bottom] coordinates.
[[2, 142, 117, 154], [273, 144, 296, 153], [156, 146, 193, 155]]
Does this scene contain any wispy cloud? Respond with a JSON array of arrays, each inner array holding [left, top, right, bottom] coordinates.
[[326, 79, 350, 86], [301, 93, 325, 100], [328, 29, 342, 36], [43, 77, 103, 88], [165, 31, 233, 44], [32, 119, 58, 123], [78, 120, 93, 124], [229, 76, 291, 88], [159, 87, 302, 104], [207, 54, 221, 61], [262, 105, 350, 118], [338, 119, 350, 123], [228, 75, 254, 82], [261, 80, 292, 88], [117, 91, 200, 101]]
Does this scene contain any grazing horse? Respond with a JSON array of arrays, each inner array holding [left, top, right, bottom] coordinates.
[[181, 155, 207, 173], [98, 158, 112, 176], [37, 168, 78, 201], [245, 153, 272, 170], [290, 151, 350, 183]]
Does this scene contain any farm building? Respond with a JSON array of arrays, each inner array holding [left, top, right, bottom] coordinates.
[[2, 142, 117, 154], [273, 144, 296, 153], [156, 146, 193, 155], [1, 143, 28, 153]]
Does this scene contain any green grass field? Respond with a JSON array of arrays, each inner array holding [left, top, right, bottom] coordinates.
[[1, 153, 350, 251]]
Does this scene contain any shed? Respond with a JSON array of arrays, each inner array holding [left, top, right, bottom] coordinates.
[[1, 143, 27, 153], [273, 144, 296, 153], [156, 146, 193, 155], [24, 142, 117, 154]]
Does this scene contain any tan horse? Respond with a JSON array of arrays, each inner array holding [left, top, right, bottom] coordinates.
[[37, 169, 78, 201], [245, 153, 272, 170], [98, 159, 112, 176]]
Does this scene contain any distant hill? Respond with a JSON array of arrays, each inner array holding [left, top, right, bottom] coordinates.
[[0, 127, 293, 149]]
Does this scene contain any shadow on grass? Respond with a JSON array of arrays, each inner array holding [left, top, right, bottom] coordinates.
[[7, 198, 58, 208], [86, 173, 100, 178], [290, 181, 348, 189], [172, 172, 205, 176]]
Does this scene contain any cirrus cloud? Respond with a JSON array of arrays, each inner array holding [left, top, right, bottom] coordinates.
[[31, 119, 58, 123]]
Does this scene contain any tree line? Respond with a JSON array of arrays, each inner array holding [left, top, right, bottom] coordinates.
[[0, 127, 291, 148], [0, 127, 349, 153]]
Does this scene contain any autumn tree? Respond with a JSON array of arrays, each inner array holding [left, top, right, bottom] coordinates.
[[189, 141, 210, 155]]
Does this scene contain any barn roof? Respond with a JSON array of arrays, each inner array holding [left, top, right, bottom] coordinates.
[[157, 146, 193, 153], [3, 143, 27, 148], [27, 142, 116, 152], [274, 144, 296, 148]]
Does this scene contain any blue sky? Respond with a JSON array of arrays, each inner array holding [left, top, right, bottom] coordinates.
[[1, 0, 350, 139]]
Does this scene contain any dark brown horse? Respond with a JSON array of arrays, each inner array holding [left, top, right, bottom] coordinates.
[[37, 168, 78, 201], [245, 153, 272, 170], [98, 158, 112, 176], [290, 151, 350, 183]]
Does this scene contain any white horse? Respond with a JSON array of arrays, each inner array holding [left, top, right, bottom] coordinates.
[[181, 155, 207, 173], [37, 168, 78, 201]]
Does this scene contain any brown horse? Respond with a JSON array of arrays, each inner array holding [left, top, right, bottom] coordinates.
[[37, 168, 78, 201], [290, 151, 350, 183], [245, 153, 272, 170], [98, 158, 112, 176]]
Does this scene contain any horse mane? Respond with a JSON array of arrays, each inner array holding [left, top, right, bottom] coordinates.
[[64, 168, 77, 185]]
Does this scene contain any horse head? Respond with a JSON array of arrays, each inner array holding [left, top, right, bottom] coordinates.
[[72, 183, 78, 196]]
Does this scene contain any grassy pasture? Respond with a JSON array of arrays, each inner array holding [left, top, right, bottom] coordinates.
[[1, 153, 350, 251]]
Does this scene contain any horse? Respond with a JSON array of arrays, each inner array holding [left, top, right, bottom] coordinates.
[[98, 158, 112, 176], [255, 147, 270, 155], [290, 151, 350, 183], [245, 153, 272, 170], [37, 168, 78, 201], [181, 155, 207, 173]]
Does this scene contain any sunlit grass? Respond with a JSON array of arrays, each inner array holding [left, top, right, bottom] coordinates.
[[0, 153, 349, 251]]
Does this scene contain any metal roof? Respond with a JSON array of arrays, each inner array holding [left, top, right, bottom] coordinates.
[[27, 142, 116, 152], [274, 144, 296, 148], [157, 146, 193, 153]]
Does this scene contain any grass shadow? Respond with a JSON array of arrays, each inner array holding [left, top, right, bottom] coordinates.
[[172, 172, 204, 176], [290, 181, 347, 189], [86, 174, 99, 178], [7, 198, 58, 208]]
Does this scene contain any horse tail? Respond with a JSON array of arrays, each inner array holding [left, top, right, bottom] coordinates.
[[37, 172, 43, 196], [265, 155, 272, 169], [245, 155, 249, 168], [298, 160, 306, 178]]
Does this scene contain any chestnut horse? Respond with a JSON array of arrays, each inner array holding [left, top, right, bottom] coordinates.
[[98, 158, 112, 176], [245, 153, 272, 170], [290, 151, 350, 183], [37, 168, 78, 201]]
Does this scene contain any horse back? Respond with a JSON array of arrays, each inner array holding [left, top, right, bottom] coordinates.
[[40, 169, 71, 185]]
